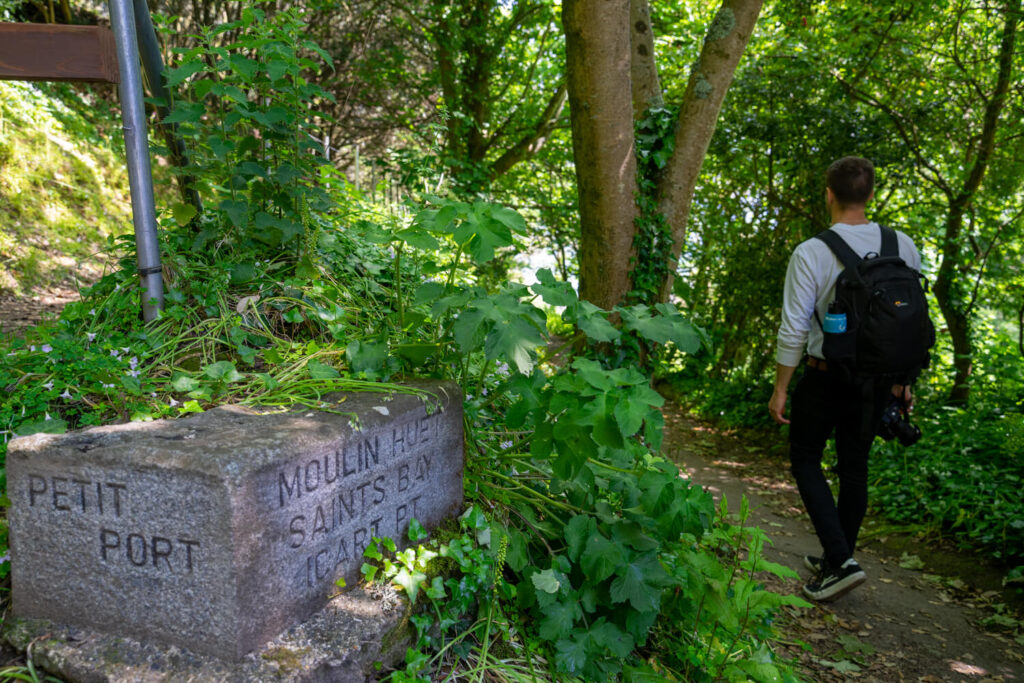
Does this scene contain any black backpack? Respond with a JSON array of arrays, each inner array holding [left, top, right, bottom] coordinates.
[[814, 225, 935, 384]]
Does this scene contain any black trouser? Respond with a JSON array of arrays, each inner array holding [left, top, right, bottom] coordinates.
[[789, 365, 889, 569]]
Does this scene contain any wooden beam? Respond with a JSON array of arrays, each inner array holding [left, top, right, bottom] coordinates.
[[0, 23, 119, 83]]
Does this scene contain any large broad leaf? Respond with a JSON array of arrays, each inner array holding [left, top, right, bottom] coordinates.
[[581, 533, 626, 583], [564, 515, 597, 562], [609, 553, 667, 613], [531, 268, 577, 307], [576, 302, 621, 342], [538, 600, 581, 640], [484, 315, 543, 375], [589, 620, 635, 658], [554, 635, 589, 674]]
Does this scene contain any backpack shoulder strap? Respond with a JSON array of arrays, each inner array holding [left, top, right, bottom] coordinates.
[[878, 224, 900, 258], [814, 229, 861, 270]]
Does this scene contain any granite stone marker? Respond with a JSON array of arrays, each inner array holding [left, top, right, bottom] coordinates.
[[6, 381, 463, 661]]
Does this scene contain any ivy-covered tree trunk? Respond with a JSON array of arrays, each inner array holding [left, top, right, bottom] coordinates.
[[654, 0, 763, 302], [563, 0, 638, 310], [566, 0, 762, 310]]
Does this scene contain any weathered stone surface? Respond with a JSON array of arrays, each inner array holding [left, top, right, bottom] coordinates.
[[1, 586, 412, 682], [7, 381, 462, 661]]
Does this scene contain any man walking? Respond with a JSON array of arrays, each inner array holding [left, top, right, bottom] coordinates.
[[769, 156, 924, 601]]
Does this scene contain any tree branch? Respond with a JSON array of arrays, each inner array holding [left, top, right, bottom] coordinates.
[[489, 82, 568, 180]]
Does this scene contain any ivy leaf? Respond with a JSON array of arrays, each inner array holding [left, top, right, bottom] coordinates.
[[581, 533, 626, 583], [539, 600, 580, 640], [392, 567, 427, 603]]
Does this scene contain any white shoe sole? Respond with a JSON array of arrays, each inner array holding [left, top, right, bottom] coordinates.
[[803, 570, 867, 602]]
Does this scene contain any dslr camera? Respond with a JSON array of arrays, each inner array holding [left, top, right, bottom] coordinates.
[[879, 396, 921, 446]]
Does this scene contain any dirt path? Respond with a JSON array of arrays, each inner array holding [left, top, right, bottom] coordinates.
[[663, 405, 1023, 682]]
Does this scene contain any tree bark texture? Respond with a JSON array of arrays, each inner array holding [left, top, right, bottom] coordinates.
[[655, 0, 763, 301], [630, 0, 663, 119], [931, 0, 1018, 405], [563, 0, 638, 310]]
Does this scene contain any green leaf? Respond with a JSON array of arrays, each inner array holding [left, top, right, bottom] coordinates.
[[531, 568, 561, 594], [590, 619, 635, 658], [164, 61, 205, 87], [554, 635, 588, 674], [230, 263, 256, 284], [581, 533, 626, 583], [346, 340, 388, 378], [564, 515, 596, 562], [393, 567, 427, 603], [576, 301, 621, 342], [361, 562, 379, 582], [170, 373, 200, 392], [171, 202, 198, 226], [219, 199, 249, 228], [532, 268, 577, 307], [484, 315, 543, 375], [14, 418, 67, 437], [539, 600, 581, 640], [609, 554, 665, 612], [203, 360, 244, 383], [407, 518, 428, 542], [396, 228, 440, 251], [307, 359, 340, 380]]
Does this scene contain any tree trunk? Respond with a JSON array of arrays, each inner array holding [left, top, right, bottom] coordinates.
[[930, 0, 1018, 405], [655, 0, 763, 301], [563, 0, 637, 310], [630, 0, 663, 119]]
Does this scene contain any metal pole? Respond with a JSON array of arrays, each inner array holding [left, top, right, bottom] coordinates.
[[132, 0, 202, 214], [109, 0, 164, 321]]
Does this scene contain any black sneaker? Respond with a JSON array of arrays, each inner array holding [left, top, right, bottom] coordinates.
[[804, 555, 823, 573], [803, 559, 866, 601]]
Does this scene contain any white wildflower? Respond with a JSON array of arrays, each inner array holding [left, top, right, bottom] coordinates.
[[60, 389, 72, 399], [29, 345, 36, 352], [121, 347, 130, 354], [129, 356, 139, 370], [89, 309, 96, 316], [43, 380, 54, 391], [500, 440, 513, 450], [44, 412, 52, 421], [87, 332, 97, 342], [41, 344, 53, 353], [128, 370, 140, 378], [110, 349, 120, 358], [169, 397, 179, 407]]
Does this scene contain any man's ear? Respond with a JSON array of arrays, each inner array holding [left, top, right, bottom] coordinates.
[[825, 187, 836, 206]]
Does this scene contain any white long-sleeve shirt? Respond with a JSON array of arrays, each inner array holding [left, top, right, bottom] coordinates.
[[776, 222, 922, 367]]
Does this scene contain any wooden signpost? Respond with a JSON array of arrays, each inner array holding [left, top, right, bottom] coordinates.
[[0, 23, 119, 83]]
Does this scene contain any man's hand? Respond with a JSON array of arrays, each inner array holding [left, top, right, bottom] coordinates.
[[892, 384, 914, 410], [770, 363, 797, 425], [769, 387, 790, 424]]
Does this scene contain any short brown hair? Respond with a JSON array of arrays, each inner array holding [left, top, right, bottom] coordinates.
[[826, 157, 875, 207]]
